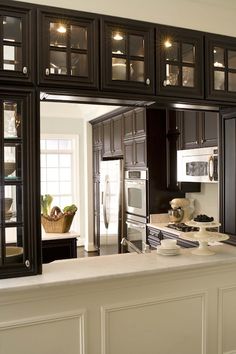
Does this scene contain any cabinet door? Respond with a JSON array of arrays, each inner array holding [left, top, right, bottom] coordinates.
[[101, 17, 155, 95], [0, 89, 41, 279], [220, 107, 236, 243], [93, 180, 100, 250], [93, 147, 102, 178], [38, 9, 98, 89], [134, 136, 146, 167], [102, 119, 112, 158], [178, 110, 201, 149], [0, 4, 34, 83], [123, 110, 134, 140], [134, 107, 146, 137], [200, 111, 218, 147], [113, 114, 123, 156], [157, 25, 204, 98], [206, 34, 236, 102], [124, 140, 134, 168], [93, 122, 103, 147]]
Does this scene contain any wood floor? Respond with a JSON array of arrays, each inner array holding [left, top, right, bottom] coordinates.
[[77, 246, 99, 258]]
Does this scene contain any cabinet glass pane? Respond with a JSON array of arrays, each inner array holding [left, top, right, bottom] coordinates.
[[130, 60, 144, 82], [165, 64, 179, 86], [112, 58, 127, 80], [4, 185, 23, 223], [182, 43, 195, 63], [164, 41, 178, 61], [50, 22, 67, 48], [182, 66, 194, 87], [4, 146, 22, 180], [50, 51, 67, 74], [214, 70, 225, 90], [129, 35, 144, 57], [228, 50, 236, 69], [3, 17, 22, 43], [71, 26, 87, 49], [4, 101, 22, 138], [4, 227, 24, 265], [228, 72, 236, 91], [213, 47, 225, 68], [71, 53, 88, 76], [3, 45, 22, 71], [112, 31, 126, 55]]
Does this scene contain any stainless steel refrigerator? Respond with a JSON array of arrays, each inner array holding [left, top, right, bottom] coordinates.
[[99, 159, 123, 255]]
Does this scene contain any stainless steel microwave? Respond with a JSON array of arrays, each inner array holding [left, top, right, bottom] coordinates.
[[177, 147, 218, 183]]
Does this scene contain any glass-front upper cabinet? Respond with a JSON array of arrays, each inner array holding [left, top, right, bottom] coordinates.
[[37, 9, 98, 89], [100, 17, 155, 95], [156, 26, 204, 98], [0, 89, 41, 279], [0, 3, 34, 83], [205, 34, 236, 102]]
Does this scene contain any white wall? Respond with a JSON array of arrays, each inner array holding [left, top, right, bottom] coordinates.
[[40, 104, 86, 243], [16, 0, 236, 37], [186, 183, 219, 221]]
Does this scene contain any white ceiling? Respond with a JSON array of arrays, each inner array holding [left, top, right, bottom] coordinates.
[[40, 102, 122, 121]]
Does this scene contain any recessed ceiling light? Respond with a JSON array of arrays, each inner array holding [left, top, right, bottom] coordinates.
[[164, 40, 172, 48]]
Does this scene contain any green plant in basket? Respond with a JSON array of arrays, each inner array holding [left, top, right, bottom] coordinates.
[[41, 194, 53, 216], [63, 204, 78, 214]]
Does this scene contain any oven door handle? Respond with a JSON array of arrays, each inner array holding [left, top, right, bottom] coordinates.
[[126, 221, 146, 229], [125, 180, 145, 185], [208, 155, 214, 181]]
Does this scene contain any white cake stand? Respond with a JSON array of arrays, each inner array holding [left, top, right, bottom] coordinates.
[[180, 220, 229, 255]]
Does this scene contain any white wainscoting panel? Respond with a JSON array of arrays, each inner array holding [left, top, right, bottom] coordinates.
[[0, 310, 85, 354], [218, 286, 236, 354], [101, 292, 207, 354]]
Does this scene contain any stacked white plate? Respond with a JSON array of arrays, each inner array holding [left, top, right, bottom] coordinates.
[[156, 244, 181, 256]]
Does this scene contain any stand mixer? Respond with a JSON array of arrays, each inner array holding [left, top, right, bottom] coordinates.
[[168, 198, 194, 223]]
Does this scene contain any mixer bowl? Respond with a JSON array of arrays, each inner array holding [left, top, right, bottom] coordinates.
[[168, 208, 184, 223]]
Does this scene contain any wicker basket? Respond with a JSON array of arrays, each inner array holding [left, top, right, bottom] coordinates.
[[41, 206, 75, 233]]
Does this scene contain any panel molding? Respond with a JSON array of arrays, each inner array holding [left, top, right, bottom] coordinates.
[[0, 309, 86, 354], [101, 291, 207, 354], [218, 285, 236, 354]]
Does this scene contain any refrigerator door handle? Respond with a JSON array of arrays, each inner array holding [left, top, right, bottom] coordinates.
[[126, 221, 146, 229], [103, 177, 110, 229]]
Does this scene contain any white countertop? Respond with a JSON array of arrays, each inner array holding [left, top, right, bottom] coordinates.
[[41, 230, 79, 241], [1, 244, 236, 293]]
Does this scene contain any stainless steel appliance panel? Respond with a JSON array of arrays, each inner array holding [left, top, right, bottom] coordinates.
[[125, 214, 147, 252], [124, 170, 147, 217]]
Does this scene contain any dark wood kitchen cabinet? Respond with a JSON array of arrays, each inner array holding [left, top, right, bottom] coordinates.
[[147, 226, 197, 249], [177, 110, 218, 149], [0, 87, 41, 279], [220, 107, 236, 245], [102, 114, 123, 158], [37, 8, 98, 89], [0, 2, 35, 84], [123, 108, 147, 169], [42, 237, 77, 263], [100, 16, 155, 95], [205, 33, 236, 102], [156, 25, 204, 99]]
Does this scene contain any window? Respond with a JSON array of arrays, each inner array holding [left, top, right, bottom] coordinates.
[[40, 135, 79, 232]]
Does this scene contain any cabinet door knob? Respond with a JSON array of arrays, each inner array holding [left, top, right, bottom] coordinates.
[[146, 78, 151, 86], [45, 68, 50, 76], [22, 67, 28, 74]]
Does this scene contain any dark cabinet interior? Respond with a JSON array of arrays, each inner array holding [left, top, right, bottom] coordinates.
[[157, 25, 204, 98], [0, 3, 34, 84], [100, 17, 155, 95], [206, 34, 236, 102], [37, 8, 98, 89]]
